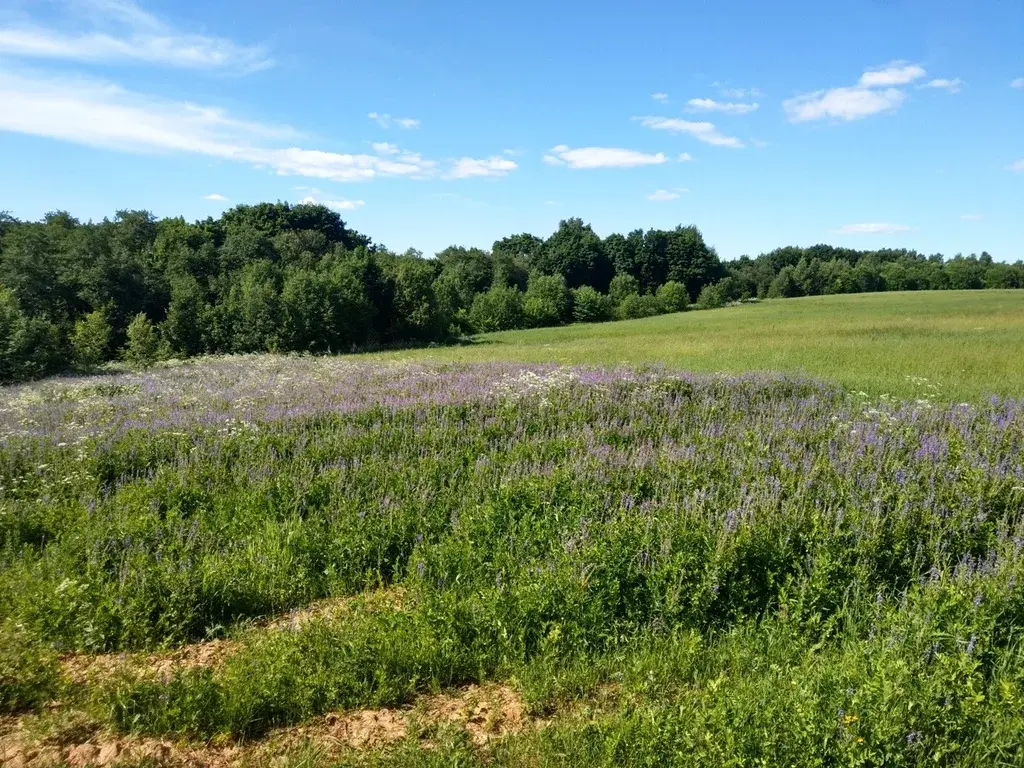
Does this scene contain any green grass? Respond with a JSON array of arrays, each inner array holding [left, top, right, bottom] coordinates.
[[375, 291, 1024, 401]]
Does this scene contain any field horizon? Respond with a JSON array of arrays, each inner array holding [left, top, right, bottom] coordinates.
[[375, 290, 1024, 402]]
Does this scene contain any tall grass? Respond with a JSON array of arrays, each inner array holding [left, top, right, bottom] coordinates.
[[1, 357, 1022, 763]]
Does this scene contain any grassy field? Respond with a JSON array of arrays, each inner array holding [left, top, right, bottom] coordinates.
[[378, 290, 1024, 401], [1, 293, 1023, 766]]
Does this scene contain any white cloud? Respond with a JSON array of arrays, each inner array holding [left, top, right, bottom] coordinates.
[[647, 188, 689, 201], [677, 152, 693, 161], [750, 138, 769, 148], [298, 193, 365, 210], [784, 87, 905, 122], [835, 223, 914, 234], [371, 141, 400, 155], [721, 87, 762, 99], [651, 92, 669, 102], [960, 213, 983, 221], [1012, 78, 1024, 89], [0, 70, 452, 182], [920, 78, 962, 93], [633, 116, 745, 148], [785, 62, 927, 123], [368, 112, 421, 130], [543, 144, 668, 168], [203, 193, 228, 201], [858, 62, 927, 87], [1009, 160, 1024, 173], [445, 156, 518, 179], [686, 98, 759, 114], [0, 0, 271, 73]]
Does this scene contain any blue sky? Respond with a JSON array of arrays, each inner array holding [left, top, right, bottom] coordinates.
[[1, 0, 1022, 261]]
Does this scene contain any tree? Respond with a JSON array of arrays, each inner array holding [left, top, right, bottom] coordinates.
[[492, 233, 544, 271], [767, 267, 802, 299], [469, 285, 525, 332], [225, 262, 281, 352], [71, 308, 112, 370], [124, 313, 160, 368], [608, 274, 641, 306], [523, 273, 571, 327], [163, 275, 209, 357], [656, 281, 690, 313], [537, 218, 613, 290], [571, 286, 613, 323], [664, 226, 724, 298], [0, 287, 64, 383]]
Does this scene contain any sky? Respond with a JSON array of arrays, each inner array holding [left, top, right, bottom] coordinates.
[[0, 0, 1022, 262]]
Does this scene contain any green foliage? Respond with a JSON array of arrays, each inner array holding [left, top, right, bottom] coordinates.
[[655, 280, 689, 313], [0, 622, 59, 713], [694, 282, 728, 309], [608, 274, 640, 306], [767, 266, 802, 299], [617, 292, 662, 319], [71, 307, 112, 370], [0, 288, 64, 383], [523, 273, 571, 327], [123, 313, 161, 368], [469, 285, 525, 332], [570, 286, 613, 323], [535, 218, 613, 291]]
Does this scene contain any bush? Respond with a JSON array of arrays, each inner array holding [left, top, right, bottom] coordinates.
[[608, 274, 641, 306], [523, 274, 571, 328], [571, 286, 612, 323], [695, 282, 727, 309], [72, 307, 112, 370], [655, 280, 690, 313], [124, 313, 161, 368], [469, 285, 525, 332], [617, 293, 663, 319]]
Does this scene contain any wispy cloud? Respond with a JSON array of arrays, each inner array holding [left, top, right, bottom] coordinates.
[[371, 142, 401, 155], [785, 87, 905, 122], [686, 98, 758, 114], [651, 92, 669, 102], [203, 193, 228, 201], [1012, 78, 1024, 89], [298, 190, 365, 210], [920, 78, 962, 93], [677, 152, 693, 161], [368, 112, 421, 129], [960, 213, 984, 221], [0, 70, 515, 183], [647, 188, 688, 201], [785, 62, 925, 123], [543, 145, 668, 169], [634, 116, 745, 148], [835, 222, 914, 234], [1009, 160, 1024, 173], [0, 0, 271, 73], [858, 62, 927, 87], [445, 156, 518, 179], [721, 87, 762, 99]]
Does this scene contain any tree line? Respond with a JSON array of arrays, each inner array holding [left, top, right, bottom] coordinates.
[[0, 204, 1020, 383]]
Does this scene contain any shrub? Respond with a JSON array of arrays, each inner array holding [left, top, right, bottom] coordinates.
[[695, 282, 727, 309], [655, 280, 690, 313], [608, 274, 641, 306], [72, 307, 112, 370], [124, 313, 161, 368], [571, 286, 612, 323], [469, 285, 525, 332], [523, 274, 571, 328], [617, 293, 663, 319]]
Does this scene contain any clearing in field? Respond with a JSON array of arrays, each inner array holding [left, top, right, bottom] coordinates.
[[1, 346, 1022, 766]]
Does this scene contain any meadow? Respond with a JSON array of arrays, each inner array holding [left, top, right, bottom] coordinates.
[[0, 293, 1023, 766], [380, 290, 1024, 401]]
